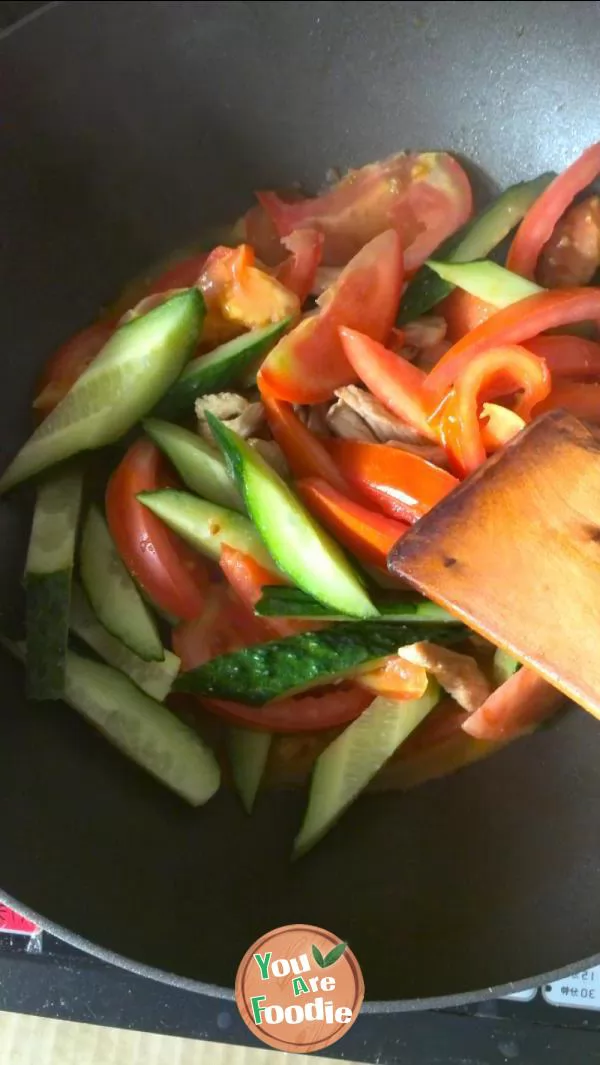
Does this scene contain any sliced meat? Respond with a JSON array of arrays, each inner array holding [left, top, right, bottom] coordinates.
[[403, 315, 447, 351], [195, 393, 265, 441], [538, 195, 600, 288], [326, 398, 378, 443], [295, 403, 332, 436], [398, 642, 492, 713], [327, 385, 450, 465], [247, 438, 290, 478]]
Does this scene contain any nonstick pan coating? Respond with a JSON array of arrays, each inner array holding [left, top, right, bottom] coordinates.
[[2, 0, 600, 1009]]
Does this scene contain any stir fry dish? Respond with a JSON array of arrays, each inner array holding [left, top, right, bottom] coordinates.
[[3, 142, 600, 855]]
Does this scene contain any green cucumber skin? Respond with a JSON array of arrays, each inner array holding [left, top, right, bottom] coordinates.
[[398, 172, 555, 323], [0, 291, 204, 495], [80, 506, 164, 663], [25, 466, 83, 700], [155, 319, 291, 420], [25, 571, 72, 700], [174, 621, 462, 705], [143, 419, 243, 512], [207, 413, 378, 619], [255, 586, 458, 623], [293, 680, 441, 857]]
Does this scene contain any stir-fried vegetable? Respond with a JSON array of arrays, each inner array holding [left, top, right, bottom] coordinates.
[[6, 140, 598, 850]]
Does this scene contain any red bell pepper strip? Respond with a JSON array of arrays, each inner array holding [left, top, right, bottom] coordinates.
[[296, 477, 409, 569], [258, 229, 404, 403], [507, 142, 600, 279], [433, 345, 551, 476], [425, 288, 600, 404], [525, 335, 600, 378], [259, 383, 351, 494], [534, 381, 600, 422], [463, 667, 563, 741], [323, 438, 458, 523], [338, 326, 436, 440], [276, 229, 324, 303]]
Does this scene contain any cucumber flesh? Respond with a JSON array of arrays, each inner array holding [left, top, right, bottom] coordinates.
[[1, 639, 220, 806], [70, 583, 180, 701], [155, 319, 291, 419], [398, 172, 555, 323], [293, 680, 441, 857], [138, 488, 280, 575], [143, 419, 242, 512], [426, 259, 541, 308], [492, 648, 521, 687], [175, 621, 462, 705], [228, 727, 272, 812], [255, 585, 458, 623], [0, 290, 204, 494], [25, 466, 83, 700], [80, 506, 164, 662], [207, 413, 377, 619]]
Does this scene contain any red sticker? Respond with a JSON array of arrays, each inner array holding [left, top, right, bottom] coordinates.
[[0, 904, 39, 935]]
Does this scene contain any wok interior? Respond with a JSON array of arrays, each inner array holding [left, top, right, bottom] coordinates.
[[1, 0, 600, 1005]]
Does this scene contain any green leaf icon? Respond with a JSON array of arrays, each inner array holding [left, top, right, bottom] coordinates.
[[311, 944, 326, 968], [323, 941, 348, 967]]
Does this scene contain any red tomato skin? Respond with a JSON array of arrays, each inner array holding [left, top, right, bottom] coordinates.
[[106, 440, 209, 621]]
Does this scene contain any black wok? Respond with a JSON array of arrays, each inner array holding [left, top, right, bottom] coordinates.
[[1, 0, 600, 1011]]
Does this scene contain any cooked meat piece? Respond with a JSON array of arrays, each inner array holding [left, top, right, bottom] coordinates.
[[326, 398, 379, 442], [195, 393, 265, 440], [247, 438, 290, 478], [295, 403, 331, 436], [398, 642, 492, 713], [330, 386, 424, 443], [403, 315, 447, 350], [538, 196, 600, 288]]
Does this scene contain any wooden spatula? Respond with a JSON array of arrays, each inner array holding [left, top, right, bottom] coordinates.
[[388, 409, 600, 718]]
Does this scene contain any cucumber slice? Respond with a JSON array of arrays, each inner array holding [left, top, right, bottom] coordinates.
[[0, 639, 219, 806], [175, 621, 461, 705], [143, 419, 242, 512], [137, 488, 280, 575], [398, 172, 555, 322], [155, 319, 291, 419], [25, 465, 83, 700], [80, 506, 163, 662], [228, 727, 272, 813], [426, 259, 541, 308], [293, 680, 441, 857], [70, 583, 180, 701], [207, 413, 377, 619], [0, 290, 204, 494], [255, 585, 458, 623], [492, 648, 521, 687]]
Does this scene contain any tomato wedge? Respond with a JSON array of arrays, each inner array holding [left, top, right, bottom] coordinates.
[[258, 230, 404, 403], [106, 440, 209, 621], [463, 667, 563, 741], [507, 142, 600, 279], [434, 345, 550, 476], [438, 289, 496, 342], [259, 384, 350, 493], [324, 438, 458, 523], [33, 320, 114, 416], [219, 545, 311, 637], [276, 229, 324, 303], [297, 477, 409, 569], [425, 288, 600, 403], [173, 585, 371, 732], [338, 326, 435, 439], [258, 152, 472, 270]]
